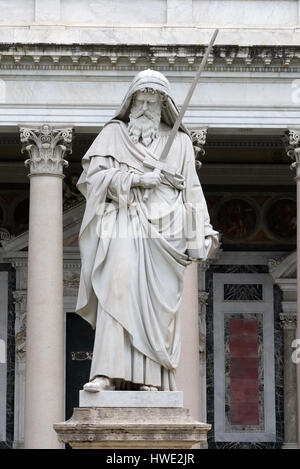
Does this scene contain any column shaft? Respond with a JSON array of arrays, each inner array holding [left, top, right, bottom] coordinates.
[[176, 263, 201, 420], [25, 175, 64, 448]]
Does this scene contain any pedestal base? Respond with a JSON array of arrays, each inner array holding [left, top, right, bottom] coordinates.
[[54, 392, 211, 449], [79, 390, 183, 407]]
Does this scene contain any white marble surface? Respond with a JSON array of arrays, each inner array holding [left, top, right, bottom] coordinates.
[[35, 0, 60, 23], [61, 0, 166, 25], [0, 0, 298, 28], [0, 0, 299, 45], [79, 390, 184, 408], [193, 0, 298, 26], [0, 26, 299, 47], [2, 77, 296, 109], [167, 0, 193, 24], [0, 70, 299, 130]]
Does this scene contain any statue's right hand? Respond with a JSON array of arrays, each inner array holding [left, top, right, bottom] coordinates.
[[138, 171, 162, 189]]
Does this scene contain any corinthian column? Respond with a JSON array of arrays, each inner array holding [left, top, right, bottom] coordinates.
[[285, 128, 300, 448], [20, 125, 72, 449]]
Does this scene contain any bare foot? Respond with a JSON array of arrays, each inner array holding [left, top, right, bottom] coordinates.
[[140, 384, 158, 391], [83, 376, 115, 393]]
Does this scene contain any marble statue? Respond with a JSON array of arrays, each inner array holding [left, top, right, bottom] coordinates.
[[76, 69, 219, 392]]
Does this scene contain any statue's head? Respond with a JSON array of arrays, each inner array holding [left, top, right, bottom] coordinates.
[[128, 88, 166, 147], [112, 69, 190, 144], [125, 70, 170, 146]]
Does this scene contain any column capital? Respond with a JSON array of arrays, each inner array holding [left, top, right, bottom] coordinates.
[[191, 127, 208, 169], [280, 313, 297, 330], [20, 124, 72, 176], [284, 129, 300, 179]]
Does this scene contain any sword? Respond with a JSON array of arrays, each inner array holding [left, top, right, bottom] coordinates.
[[143, 29, 219, 200]]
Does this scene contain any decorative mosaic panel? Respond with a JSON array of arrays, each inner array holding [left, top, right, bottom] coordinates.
[[224, 284, 263, 301], [206, 192, 296, 248]]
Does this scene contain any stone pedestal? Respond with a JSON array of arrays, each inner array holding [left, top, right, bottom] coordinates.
[[54, 391, 211, 449]]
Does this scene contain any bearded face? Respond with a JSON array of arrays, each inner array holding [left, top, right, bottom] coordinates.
[[128, 89, 162, 147]]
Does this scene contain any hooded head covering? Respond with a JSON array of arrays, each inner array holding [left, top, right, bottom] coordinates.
[[112, 69, 190, 137]]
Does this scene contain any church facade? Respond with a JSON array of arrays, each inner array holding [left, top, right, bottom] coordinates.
[[0, 0, 299, 449]]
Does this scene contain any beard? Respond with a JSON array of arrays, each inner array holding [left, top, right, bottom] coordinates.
[[128, 105, 161, 147]]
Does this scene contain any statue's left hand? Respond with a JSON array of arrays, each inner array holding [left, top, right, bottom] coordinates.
[[187, 237, 212, 262]]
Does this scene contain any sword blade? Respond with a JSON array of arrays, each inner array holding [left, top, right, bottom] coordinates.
[[159, 29, 219, 162]]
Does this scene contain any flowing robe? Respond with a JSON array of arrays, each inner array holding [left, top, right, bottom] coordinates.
[[76, 120, 218, 390]]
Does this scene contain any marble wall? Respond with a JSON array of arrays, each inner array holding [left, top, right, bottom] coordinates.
[[0, 0, 299, 46], [0, 0, 298, 27]]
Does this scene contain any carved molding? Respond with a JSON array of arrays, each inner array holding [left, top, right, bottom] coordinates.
[[1, 45, 300, 73], [280, 313, 297, 330], [13, 290, 27, 360], [198, 291, 209, 306], [7, 257, 28, 269], [198, 291, 208, 363], [20, 125, 72, 176], [268, 257, 285, 275], [63, 272, 80, 289]]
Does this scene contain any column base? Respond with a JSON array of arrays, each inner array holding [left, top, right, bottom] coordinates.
[[281, 442, 299, 449], [54, 392, 211, 449]]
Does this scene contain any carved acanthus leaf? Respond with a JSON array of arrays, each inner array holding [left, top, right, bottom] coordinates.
[[284, 129, 300, 177], [280, 313, 297, 330], [191, 128, 207, 169], [20, 125, 72, 176]]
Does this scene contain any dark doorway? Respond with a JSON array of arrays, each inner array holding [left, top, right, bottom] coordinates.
[[65, 313, 95, 420]]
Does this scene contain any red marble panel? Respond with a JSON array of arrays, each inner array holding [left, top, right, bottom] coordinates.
[[230, 318, 258, 338], [230, 319, 258, 358], [230, 402, 259, 426], [229, 318, 259, 426], [230, 357, 258, 379], [230, 335, 258, 357], [230, 378, 258, 403]]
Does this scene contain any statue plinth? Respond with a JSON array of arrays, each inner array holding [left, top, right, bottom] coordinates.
[[54, 391, 211, 449]]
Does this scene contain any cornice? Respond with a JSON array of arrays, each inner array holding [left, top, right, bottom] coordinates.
[[0, 44, 300, 73]]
